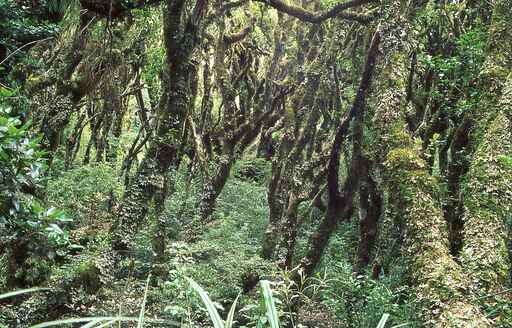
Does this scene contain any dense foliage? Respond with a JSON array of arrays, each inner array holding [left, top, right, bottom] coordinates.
[[1, 0, 511, 327]]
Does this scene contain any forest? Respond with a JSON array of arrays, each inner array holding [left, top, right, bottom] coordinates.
[[0, 0, 511, 327]]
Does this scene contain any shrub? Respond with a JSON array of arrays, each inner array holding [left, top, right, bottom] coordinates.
[[45, 163, 123, 227], [0, 87, 70, 288], [234, 158, 270, 184]]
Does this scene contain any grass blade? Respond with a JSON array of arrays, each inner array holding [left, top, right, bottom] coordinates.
[[225, 293, 240, 328], [186, 277, 224, 328], [376, 313, 390, 328], [137, 274, 152, 328], [93, 319, 118, 328], [79, 319, 103, 328], [30, 316, 178, 328], [260, 280, 279, 328], [31, 317, 138, 327], [0, 287, 50, 300]]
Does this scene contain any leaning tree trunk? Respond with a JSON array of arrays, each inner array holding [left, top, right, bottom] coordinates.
[[106, 74, 128, 163], [64, 111, 86, 170], [443, 114, 473, 255], [371, 3, 490, 325], [196, 15, 255, 222], [459, 80, 512, 310], [297, 29, 380, 278], [458, 2, 512, 320], [261, 23, 322, 259], [32, 12, 102, 163], [198, 144, 235, 221], [274, 97, 325, 268], [96, 92, 114, 163], [262, 134, 290, 258]]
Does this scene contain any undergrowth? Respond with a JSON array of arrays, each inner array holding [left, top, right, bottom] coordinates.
[[1, 160, 418, 327]]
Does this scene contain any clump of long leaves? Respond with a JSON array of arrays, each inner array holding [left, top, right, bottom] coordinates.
[[0, 278, 397, 327], [186, 277, 280, 328]]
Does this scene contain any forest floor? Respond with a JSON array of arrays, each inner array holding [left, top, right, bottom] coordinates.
[[1, 161, 416, 327]]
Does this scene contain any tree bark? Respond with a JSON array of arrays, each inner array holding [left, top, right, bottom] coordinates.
[[370, 3, 489, 325], [111, 0, 208, 251], [443, 114, 473, 255], [460, 81, 512, 305], [254, 0, 374, 23], [297, 29, 380, 278], [353, 159, 382, 273], [458, 2, 512, 320]]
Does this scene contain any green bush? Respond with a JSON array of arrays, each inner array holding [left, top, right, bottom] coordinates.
[[234, 158, 270, 184], [46, 163, 123, 225], [316, 259, 419, 328], [0, 87, 70, 288]]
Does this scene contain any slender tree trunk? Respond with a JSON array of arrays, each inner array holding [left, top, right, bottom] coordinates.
[[443, 114, 473, 255], [198, 145, 235, 221], [261, 121, 293, 259], [83, 105, 105, 165], [195, 13, 255, 222], [64, 112, 86, 170], [354, 161, 382, 273], [297, 29, 380, 278], [107, 81, 127, 163], [276, 192, 300, 269], [96, 100, 113, 163]]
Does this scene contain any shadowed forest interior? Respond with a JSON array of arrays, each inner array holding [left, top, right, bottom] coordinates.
[[1, 0, 512, 327]]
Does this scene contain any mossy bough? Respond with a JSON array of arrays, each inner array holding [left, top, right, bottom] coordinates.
[[370, 3, 490, 324]]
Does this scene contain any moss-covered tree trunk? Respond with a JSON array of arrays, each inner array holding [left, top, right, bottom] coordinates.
[[111, 0, 208, 251], [261, 20, 322, 260], [457, 2, 512, 320], [459, 79, 512, 315], [297, 29, 380, 278], [371, 2, 490, 326], [198, 146, 235, 221], [33, 12, 109, 163]]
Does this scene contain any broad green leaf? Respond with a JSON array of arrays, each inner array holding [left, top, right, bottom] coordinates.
[[260, 280, 279, 328], [137, 274, 151, 328], [186, 277, 224, 328], [376, 313, 390, 328], [0, 287, 50, 300], [225, 293, 240, 328]]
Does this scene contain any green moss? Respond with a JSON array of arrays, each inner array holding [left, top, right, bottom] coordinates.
[[75, 260, 102, 293], [373, 47, 490, 324], [497, 155, 512, 169], [460, 113, 512, 302]]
